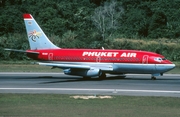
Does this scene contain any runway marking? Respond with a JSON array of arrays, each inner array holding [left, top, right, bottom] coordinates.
[[0, 88, 180, 94]]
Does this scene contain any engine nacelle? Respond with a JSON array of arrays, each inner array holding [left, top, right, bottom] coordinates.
[[63, 68, 101, 77]]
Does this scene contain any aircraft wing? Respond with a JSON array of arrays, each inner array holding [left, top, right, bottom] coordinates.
[[38, 62, 113, 71], [38, 62, 90, 69]]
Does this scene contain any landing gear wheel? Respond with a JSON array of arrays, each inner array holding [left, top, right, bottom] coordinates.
[[83, 76, 91, 79], [99, 73, 106, 79], [151, 76, 156, 80]]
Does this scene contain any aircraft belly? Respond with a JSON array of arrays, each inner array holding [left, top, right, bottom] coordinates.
[[43, 62, 174, 74], [113, 63, 156, 74], [85, 63, 113, 71]]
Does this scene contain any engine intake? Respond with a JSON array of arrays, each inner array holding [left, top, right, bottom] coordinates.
[[64, 68, 101, 77]]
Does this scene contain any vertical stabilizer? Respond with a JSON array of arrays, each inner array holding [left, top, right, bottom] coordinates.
[[23, 14, 59, 50]]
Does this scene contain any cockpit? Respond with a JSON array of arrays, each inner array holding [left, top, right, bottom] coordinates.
[[154, 57, 166, 62]]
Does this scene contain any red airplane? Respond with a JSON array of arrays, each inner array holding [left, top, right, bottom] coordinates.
[[6, 14, 175, 80]]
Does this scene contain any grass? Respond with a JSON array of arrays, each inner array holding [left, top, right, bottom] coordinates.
[[0, 64, 61, 72], [0, 94, 180, 117], [166, 67, 180, 74], [0, 61, 62, 72]]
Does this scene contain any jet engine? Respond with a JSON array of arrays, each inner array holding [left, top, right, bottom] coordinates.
[[63, 68, 101, 77]]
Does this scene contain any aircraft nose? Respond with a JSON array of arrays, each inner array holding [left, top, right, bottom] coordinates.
[[156, 63, 175, 73], [171, 64, 176, 69], [167, 63, 176, 71], [164, 59, 175, 65], [169, 60, 176, 69]]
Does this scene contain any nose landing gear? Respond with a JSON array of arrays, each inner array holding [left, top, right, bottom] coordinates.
[[151, 73, 163, 80]]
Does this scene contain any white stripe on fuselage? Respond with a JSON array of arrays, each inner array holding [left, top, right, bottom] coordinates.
[[40, 61, 175, 74]]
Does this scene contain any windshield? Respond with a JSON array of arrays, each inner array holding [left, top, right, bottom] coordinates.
[[154, 57, 166, 62]]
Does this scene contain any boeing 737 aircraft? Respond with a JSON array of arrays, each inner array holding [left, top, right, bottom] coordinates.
[[6, 14, 175, 80]]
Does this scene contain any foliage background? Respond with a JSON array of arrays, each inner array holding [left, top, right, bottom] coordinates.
[[0, 0, 180, 61]]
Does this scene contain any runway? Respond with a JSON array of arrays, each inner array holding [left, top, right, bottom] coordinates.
[[0, 72, 180, 97]]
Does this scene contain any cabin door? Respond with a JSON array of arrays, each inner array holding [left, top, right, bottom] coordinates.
[[142, 55, 149, 64], [142, 55, 154, 72], [48, 53, 53, 61], [96, 56, 101, 62]]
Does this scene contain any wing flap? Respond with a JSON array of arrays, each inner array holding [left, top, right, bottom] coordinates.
[[38, 62, 113, 71]]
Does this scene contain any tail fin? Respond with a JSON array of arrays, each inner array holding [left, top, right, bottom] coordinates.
[[23, 14, 59, 50]]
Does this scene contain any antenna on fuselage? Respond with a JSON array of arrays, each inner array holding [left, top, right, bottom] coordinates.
[[102, 47, 105, 50]]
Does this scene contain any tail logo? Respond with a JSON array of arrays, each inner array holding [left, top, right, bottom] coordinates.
[[28, 30, 42, 42]]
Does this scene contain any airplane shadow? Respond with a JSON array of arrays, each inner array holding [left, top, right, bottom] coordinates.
[[12, 75, 180, 84], [39, 76, 156, 84]]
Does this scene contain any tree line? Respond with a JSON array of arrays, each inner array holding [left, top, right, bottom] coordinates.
[[0, 0, 180, 61]]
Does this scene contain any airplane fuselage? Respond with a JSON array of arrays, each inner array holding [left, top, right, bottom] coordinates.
[[27, 49, 175, 75]]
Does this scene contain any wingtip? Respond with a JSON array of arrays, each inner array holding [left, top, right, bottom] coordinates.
[[23, 14, 32, 19]]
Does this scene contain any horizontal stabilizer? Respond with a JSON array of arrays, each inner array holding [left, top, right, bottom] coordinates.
[[4, 48, 39, 54]]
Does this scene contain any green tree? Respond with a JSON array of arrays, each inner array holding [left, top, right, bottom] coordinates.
[[91, 0, 124, 40]]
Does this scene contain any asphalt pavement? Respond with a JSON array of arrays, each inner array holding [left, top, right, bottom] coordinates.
[[0, 72, 180, 97]]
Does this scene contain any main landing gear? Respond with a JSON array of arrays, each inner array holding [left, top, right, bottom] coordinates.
[[99, 73, 106, 79], [83, 76, 91, 79], [151, 76, 156, 80]]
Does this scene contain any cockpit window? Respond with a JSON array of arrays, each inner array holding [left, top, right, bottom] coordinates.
[[154, 58, 162, 61], [162, 58, 166, 60], [154, 57, 166, 62], [154, 57, 163, 62]]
